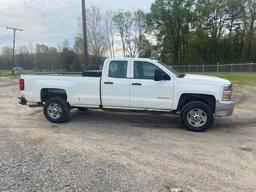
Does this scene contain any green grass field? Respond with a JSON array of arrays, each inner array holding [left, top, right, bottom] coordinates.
[[0, 70, 32, 77], [200, 73, 256, 86], [0, 70, 255, 86], [0, 70, 15, 77]]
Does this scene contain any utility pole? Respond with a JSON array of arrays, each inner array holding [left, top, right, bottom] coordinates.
[[81, 0, 89, 70], [6, 27, 24, 71]]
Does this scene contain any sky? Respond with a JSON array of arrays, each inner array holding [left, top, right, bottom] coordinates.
[[0, 0, 154, 51]]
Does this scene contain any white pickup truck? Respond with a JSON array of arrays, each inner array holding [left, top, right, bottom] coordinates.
[[19, 58, 234, 132]]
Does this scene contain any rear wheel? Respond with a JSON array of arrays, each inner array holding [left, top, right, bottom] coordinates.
[[43, 97, 70, 123], [180, 101, 213, 132]]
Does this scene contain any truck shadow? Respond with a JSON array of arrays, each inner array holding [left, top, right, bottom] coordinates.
[[69, 109, 256, 133], [70, 109, 182, 130], [213, 117, 256, 131]]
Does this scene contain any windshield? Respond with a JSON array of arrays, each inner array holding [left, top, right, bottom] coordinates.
[[156, 61, 180, 76]]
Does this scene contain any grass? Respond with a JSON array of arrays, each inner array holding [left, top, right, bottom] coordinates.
[[1, 70, 255, 86], [195, 72, 256, 86], [0, 70, 32, 77], [0, 70, 16, 77]]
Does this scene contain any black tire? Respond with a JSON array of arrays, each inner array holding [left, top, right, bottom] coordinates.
[[77, 107, 88, 112], [180, 101, 213, 132], [43, 97, 70, 123]]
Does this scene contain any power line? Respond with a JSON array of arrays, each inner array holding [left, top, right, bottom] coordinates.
[[6, 26, 24, 71]]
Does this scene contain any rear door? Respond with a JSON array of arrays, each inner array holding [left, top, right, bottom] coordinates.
[[101, 60, 130, 108], [130, 61, 172, 110]]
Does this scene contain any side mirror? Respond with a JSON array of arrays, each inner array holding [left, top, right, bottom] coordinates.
[[154, 69, 170, 81]]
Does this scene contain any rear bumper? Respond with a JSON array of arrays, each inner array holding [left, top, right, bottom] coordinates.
[[18, 96, 27, 105], [215, 100, 234, 117]]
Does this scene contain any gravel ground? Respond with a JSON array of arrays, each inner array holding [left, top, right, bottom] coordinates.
[[0, 77, 255, 192]]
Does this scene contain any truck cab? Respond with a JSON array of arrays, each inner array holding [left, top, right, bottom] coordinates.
[[101, 58, 175, 110]]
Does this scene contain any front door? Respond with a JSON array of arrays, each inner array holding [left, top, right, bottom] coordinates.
[[101, 60, 130, 108], [130, 61, 172, 110]]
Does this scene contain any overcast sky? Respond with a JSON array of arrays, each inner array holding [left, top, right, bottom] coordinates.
[[0, 0, 154, 51]]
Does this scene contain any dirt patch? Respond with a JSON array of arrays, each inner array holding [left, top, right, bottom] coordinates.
[[239, 147, 254, 152], [0, 77, 256, 192], [27, 136, 46, 145]]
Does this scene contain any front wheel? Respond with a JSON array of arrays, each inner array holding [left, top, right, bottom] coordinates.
[[180, 101, 213, 132], [43, 97, 70, 123]]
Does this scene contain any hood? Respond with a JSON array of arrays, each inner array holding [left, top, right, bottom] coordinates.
[[183, 74, 231, 85]]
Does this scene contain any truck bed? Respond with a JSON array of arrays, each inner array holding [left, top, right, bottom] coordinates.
[[20, 72, 102, 107]]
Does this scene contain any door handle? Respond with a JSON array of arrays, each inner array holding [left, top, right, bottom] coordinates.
[[132, 83, 142, 86], [104, 81, 114, 85]]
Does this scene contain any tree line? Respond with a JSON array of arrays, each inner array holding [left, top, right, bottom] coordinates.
[[147, 0, 256, 65], [0, 0, 256, 71]]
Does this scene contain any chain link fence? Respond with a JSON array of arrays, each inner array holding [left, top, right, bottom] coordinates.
[[172, 63, 256, 73]]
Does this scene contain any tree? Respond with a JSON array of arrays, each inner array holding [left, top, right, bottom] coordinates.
[[75, 6, 108, 69], [0, 47, 12, 70], [137, 34, 153, 58], [244, 0, 256, 62], [16, 45, 32, 69], [60, 48, 77, 71], [1, 2, 256, 70], [86, 6, 108, 68], [113, 11, 132, 57], [134, 10, 147, 57], [196, 0, 228, 64], [224, 0, 245, 63], [113, 10, 148, 57], [104, 11, 116, 57], [147, 0, 195, 64]]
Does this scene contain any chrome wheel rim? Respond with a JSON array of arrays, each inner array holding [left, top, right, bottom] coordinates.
[[47, 103, 62, 120], [187, 108, 207, 128]]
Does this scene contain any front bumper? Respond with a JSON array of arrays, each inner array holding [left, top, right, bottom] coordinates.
[[18, 96, 27, 105], [215, 100, 234, 117]]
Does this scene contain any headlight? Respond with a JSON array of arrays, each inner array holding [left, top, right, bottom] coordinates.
[[224, 84, 232, 91], [222, 84, 232, 101]]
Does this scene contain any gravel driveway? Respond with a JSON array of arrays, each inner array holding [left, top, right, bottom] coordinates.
[[0, 77, 255, 192]]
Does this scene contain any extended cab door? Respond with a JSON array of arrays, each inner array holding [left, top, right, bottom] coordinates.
[[130, 61, 173, 110], [101, 60, 130, 108]]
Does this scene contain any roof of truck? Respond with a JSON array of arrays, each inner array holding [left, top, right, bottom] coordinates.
[[105, 58, 153, 62]]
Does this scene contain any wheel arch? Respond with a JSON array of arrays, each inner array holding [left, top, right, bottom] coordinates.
[[177, 93, 216, 112], [41, 88, 68, 103]]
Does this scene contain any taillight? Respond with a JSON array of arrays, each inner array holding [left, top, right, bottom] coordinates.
[[19, 79, 24, 90]]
